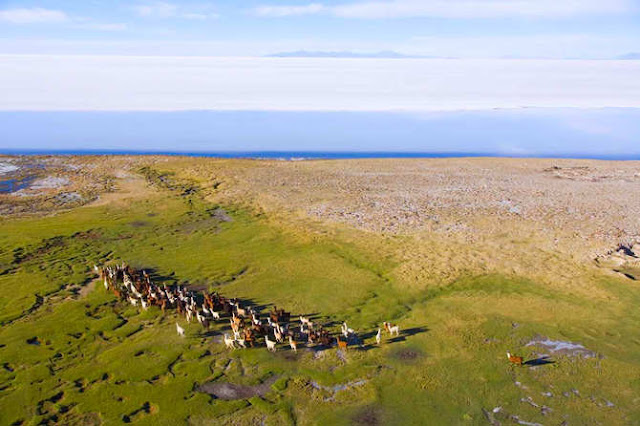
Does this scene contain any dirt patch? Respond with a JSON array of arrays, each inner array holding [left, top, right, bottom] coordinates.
[[351, 406, 383, 425], [197, 376, 279, 400], [526, 336, 597, 358], [129, 221, 149, 228], [390, 347, 422, 361], [88, 171, 155, 208], [72, 230, 103, 241], [79, 280, 98, 299], [208, 207, 232, 222]]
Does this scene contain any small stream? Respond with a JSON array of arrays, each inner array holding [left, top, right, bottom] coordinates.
[[0, 175, 37, 194]]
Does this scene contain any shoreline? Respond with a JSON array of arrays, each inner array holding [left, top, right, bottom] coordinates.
[[2, 151, 640, 161]]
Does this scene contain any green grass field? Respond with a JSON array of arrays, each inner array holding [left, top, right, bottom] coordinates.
[[1, 163, 639, 425]]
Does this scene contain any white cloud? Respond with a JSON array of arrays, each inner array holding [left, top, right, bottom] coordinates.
[[0, 8, 126, 31], [0, 8, 68, 24], [255, 3, 325, 17], [182, 12, 220, 20], [255, 0, 632, 19], [133, 2, 218, 19], [75, 23, 128, 32], [134, 2, 178, 18]]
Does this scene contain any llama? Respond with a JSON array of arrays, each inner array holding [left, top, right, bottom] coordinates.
[[337, 338, 348, 351], [342, 322, 355, 338], [224, 334, 236, 350], [300, 316, 311, 326], [375, 328, 381, 345], [289, 335, 297, 353], [507, 352, 524, 366], [274, 328, 283, 343], [176, 323, 185, 337], [384, 322, 400, 337], [265, 336, 277, 352]]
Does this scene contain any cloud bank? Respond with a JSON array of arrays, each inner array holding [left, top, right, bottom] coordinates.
[[0, 8, 68, 24], [255, 0, 633, 19], [1, 55, 639, 111], [133, 2, 219, 20]]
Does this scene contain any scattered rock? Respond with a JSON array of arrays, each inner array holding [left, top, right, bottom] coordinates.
[[55, 192, 83, 204], [510, 415, 542, 426], [520, 396, 539, 408], [31, 176, 69, 190], [541, 405, 553, 416], [309, 379, 367, 402], [481, 408, 500, 426], [526, 336, 597, 358], [0, 162, 19, 175]]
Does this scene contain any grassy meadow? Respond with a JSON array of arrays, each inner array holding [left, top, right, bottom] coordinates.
[[1, 160, 639, 425]]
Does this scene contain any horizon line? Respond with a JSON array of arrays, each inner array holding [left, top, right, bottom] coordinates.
[[2, 149, 639, 162]]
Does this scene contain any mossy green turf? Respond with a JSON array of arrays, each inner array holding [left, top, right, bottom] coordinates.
[[1, 166, 640, 425]]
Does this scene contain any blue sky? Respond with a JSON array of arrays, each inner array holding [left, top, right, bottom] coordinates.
[[1, 0, 639, 58]]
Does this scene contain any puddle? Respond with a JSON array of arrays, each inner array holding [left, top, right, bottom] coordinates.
[[0, 163, 48, 194], [197, 376, 279, 400], [0, 175, 37, 194], [26, 336, 41, 346], [526, 336, 597, 358], [309, 379, 368, 401]]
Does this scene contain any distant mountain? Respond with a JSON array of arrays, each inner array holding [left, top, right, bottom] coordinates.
[[617, 52, 640, 60], [266, 50, 428, 59]]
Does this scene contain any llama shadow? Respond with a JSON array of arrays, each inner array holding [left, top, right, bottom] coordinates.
[[387, 326, 429, 344], [403, 327, 429, 336], [133, 267, 177, 286], [356, 326, 429, 348], [524, 356, 555, 367], [297, 312, 321, 320], [355, 343, 378, 352]]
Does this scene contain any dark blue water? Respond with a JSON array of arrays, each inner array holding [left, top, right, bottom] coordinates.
[[1, 149, 639, 161], [1, 109, 639, 160], [0, 175, 36, 194]]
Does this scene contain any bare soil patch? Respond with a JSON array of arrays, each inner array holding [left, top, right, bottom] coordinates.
[[351, 406, 384, 425], [390, 346, 423, 362]]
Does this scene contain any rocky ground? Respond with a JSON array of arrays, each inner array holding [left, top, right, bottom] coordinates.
[[202, 157, 640, 284]]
